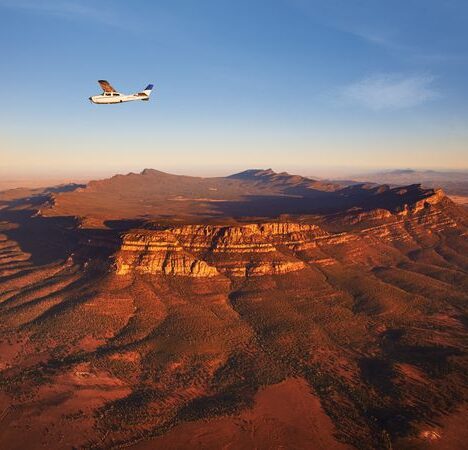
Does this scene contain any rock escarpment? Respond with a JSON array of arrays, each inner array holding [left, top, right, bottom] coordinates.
[[115, 223, 325, 277], [114, 191, 463, 278], [116, 230, 219, 277]]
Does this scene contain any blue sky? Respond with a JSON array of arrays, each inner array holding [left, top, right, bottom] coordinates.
[[1, 0, 467, 177]]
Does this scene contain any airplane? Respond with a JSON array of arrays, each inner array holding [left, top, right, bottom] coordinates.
[[89, 80, 154, 104]]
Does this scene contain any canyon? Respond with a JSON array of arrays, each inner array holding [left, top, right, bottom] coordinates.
[[0, 169, 467, 449]]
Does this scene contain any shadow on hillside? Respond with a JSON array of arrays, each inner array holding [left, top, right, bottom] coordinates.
[[203, 184, 433, 218], [0, 182, 435, 266], [104, 219, 147, 230], [0, 202, 78, 266], [0, 185, 87, 266]]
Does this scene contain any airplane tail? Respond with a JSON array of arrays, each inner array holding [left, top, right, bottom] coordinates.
[[139, 84, 154, 100]]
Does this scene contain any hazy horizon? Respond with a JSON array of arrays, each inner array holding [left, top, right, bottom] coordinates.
[[2, 164, 468, 192], [3, 162, 468, 181]]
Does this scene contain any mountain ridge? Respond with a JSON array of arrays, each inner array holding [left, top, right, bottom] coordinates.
[[39, 168, 457, 228]]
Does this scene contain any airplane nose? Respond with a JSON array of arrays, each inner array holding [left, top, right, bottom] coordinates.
[[89, 97, 93, 102]]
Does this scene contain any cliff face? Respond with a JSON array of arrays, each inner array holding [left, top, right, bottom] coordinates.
[[114, 223, 322, 277], [116, 230, 219, 277], [114, 191, 464, 278]]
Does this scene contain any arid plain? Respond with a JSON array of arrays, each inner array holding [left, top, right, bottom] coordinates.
[[0, 169, 467, 449]]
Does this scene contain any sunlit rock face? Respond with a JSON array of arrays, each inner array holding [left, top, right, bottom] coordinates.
[[113, 190, 462, 278], [114, 223, 320, 277]]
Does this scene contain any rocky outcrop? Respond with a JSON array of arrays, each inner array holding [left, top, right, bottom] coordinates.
[[116, 252, 219, 277], [116, 231, 219, 277], [114, 223, 322, 278], [113, 189, 463, 278], [398, 188, 447, 215]]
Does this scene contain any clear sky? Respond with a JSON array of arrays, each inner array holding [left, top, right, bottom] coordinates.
[[1, 0, 467, 178]]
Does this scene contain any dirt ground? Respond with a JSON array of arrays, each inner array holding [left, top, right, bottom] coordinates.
[[133, 378, 350, 450]]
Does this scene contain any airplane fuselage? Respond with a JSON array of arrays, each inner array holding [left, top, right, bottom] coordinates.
[[89, 92, 149, 104]]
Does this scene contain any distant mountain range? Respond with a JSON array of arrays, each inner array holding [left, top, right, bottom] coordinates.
[[343, 169, 468, 197], [40, 168, 446, 227]]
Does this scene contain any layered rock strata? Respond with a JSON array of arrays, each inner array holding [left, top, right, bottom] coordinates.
[[115, 223, 322, 277], [114, 193, 462, 277]]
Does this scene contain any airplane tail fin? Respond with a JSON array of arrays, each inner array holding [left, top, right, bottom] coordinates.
[[139, 84, 154, 99]]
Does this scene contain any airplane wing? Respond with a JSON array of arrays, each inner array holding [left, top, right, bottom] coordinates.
[[98, 80, 117, 93]]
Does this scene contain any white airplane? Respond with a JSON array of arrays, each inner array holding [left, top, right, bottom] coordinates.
[[89, 80, 154, 104]]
